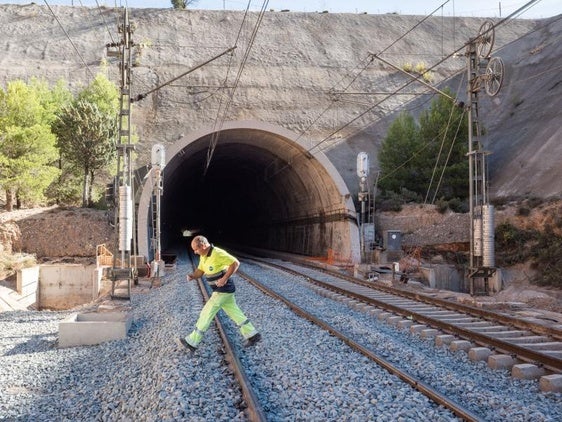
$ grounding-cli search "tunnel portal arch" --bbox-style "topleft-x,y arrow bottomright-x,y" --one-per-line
138,121 -> 360,263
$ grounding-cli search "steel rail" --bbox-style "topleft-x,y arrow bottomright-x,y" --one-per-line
331,266 -> 562,341
238,270 -> 484,422
253,258 -> 562,373
194,278 -> 267,422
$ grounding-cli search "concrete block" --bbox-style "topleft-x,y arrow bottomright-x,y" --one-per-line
368,308 -> 383,316
386,316 -> 402,326
421,329 -> 440,339
512,363 -> 546,380
469,347 -> 493,362
350,301 -> 367,311
488,354 -> 517,370
59,312 -> 132,348
377,312 -> 392,321
409,324 -> 427,334
358,303 -> 372,312
17,266 -> 39,296
450,340 -> 473,352
435,335 -> 455,347
540,374 -> 562,393
397,320 -> 414,330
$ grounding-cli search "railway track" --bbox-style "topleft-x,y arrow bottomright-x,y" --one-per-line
185,253 -> 560,420
236,270 -> 481,421
244,256 -> 562,376
189,260 -> 478,421
3,254 -> 559,421
192,277 -> 267,422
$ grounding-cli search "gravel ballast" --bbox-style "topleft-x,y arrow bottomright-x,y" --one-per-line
1,261 -> 561,421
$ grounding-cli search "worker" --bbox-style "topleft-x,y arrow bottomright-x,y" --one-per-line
177,235 -> 261,351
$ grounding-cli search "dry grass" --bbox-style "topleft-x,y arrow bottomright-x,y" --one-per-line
0,252 -> 37,281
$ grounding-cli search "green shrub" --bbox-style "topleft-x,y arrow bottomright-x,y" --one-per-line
525,196 -> 543,209
422,71 -> 433,83
436,198 -> 448,214
531,231 -> 562,287
495,222 -> 561,287
448,197 -> 468,213
414,62 -> 427,74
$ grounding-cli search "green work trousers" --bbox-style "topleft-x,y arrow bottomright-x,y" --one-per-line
187,292 -> 257,347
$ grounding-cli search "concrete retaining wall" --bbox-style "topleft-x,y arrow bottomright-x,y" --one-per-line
38,264 -> 103,310
421,265 -> 463,291
16,266 -> 39,308
420,265 -> 502,293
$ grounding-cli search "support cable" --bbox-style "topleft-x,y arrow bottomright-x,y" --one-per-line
204,0 -> 269,175
431,108 -> 467,204
93,0 -> 117,45
43,0 -> 95,78
131,47 -> 236,102
267,0 -> 542,180
424,71 -> 466,203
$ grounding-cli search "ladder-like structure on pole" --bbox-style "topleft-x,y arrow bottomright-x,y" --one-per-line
466,21 -> 504,295
106,8 -> 137,299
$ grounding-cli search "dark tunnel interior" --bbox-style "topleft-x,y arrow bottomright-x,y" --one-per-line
138,125 -> 359,262
160,141 -> 285,253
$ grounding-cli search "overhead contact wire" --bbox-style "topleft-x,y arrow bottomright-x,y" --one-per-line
43,0 -> 95,78
204,0 -> 269,175
424,71 -> 466,204
306,0 -> 542,154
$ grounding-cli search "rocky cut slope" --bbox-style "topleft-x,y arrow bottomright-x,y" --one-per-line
0,4 -> 553,199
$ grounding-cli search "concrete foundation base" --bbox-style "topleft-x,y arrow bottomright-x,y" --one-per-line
59,312 -> 132,348
450,340 -> 473,352
435,334 -> 456,347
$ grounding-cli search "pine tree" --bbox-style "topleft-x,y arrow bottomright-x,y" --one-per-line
0,79 -> 68,210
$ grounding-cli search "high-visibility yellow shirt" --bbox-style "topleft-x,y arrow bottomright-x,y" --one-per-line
197,245 -> 238,293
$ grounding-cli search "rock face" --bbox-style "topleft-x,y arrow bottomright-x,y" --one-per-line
0,207 -> 113,258
0,221 -> 21,254
1,4 -> 557,201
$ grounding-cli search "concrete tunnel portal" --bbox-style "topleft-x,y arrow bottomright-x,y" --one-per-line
138,121 -> 360,263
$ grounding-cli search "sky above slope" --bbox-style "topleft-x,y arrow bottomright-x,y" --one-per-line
3,0 -> 561,18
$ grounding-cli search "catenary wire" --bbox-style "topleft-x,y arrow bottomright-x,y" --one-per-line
431,107 -> 467,204
293,0 -> 455,146
269,0 -> 543,180
204,0 -> 270,175
43,0 -> 96,79
327,9 -> 559,153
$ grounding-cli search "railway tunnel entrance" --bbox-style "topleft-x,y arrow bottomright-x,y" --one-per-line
137,121 -> 360,263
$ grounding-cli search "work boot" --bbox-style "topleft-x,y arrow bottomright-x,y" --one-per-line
244,332 -> 261,347
176,337 -> 197,352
